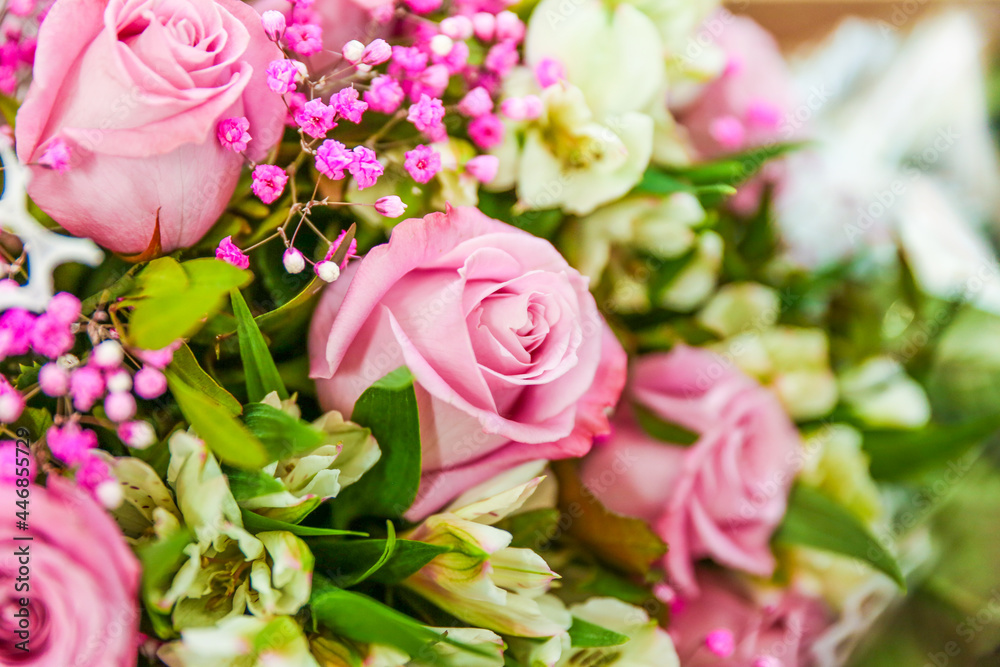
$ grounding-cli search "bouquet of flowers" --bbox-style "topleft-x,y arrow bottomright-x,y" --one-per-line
2,0 -> 999,664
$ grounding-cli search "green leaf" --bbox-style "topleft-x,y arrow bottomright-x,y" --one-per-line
137,528 -> 192,639
165,371 -> 270,470
167,344 -> 241,415
310,537 -> 449,586
323,522 -> 398,587
567,617 -> 630,649
231,289 -> 288,402
125,257 -> 250,349
242,402 -> 326,461
863,417 -> 1000,481
632,402 -> 699,446
334,367 -> 422,524
225,467 -> 286,502
310,585 -> 492,666
774,484 -> 905,588
240,508 -> 367,537
14,407 -> 52,441
667,142 -> 806,187
497,508 -> 561,550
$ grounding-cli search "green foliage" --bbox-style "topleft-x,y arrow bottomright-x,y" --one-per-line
333,367 -> 422,525
124,258 -> 250,349
775,485 -> 905,588
231,289 -> 288,402
567,617 -> 630,648
242,401 -> 326,461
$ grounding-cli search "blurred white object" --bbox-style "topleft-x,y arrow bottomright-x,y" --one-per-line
776,12 -> 1000,310
0,144 -> 103,311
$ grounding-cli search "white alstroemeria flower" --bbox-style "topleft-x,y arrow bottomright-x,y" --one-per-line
241,392 -> 380,523
103,454 -> 182,544
158,615 -> 320,667
511,597 -> 679,667
839,357 -> 931,429
159,432 -> 314,628
404,478 -> 568,638
569,192 -> 706,283
525,0 -> 665,119
516,83 -> 653,215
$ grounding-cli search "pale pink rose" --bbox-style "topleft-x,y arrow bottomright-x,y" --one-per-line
0,476 -> 141,666
678,15 -> 799,214
669,569 -> 830,667
308,206 -> 627,519
15,0 -> 286,254
580,346 -> 801,593
254,0 -> 391,73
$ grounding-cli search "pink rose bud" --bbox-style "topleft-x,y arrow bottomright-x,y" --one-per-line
342,39 -> 365,64
283,248 -> 306,274
457,86 -> 492,118
261,10 -> 286,40
105,392 -> 137,423
374,196 -> 407,218
39,363 -> 70,396
361,38 -> 391,65
92,340 -> 124,369
118,420 -> 157,449
133,366 -> 167,400
464,155 -> 499,184
472,12 -> 495,41
495,11 -> 525,42
440,15 -> 473,40
315,260 -> 341,283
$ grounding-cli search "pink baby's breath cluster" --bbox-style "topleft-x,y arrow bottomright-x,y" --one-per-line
0,292 -> 173,507
216,0 -> 521,281
0,0 -> 50,96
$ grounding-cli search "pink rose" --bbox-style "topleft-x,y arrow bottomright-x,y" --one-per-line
669,569 -> 830,667
677,15 -> 799,214
0,476 -> 141,666
581,346 -> 801,593
309,207 -> 626,519
15,0 -> 286,254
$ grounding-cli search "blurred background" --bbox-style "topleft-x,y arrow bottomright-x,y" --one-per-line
735,1 -> 1000,664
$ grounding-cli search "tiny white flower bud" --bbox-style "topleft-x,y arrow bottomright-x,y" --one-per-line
93,340 -> 124,368
342,39 -> 365,64
315,261 -> 341,283
429,34 -> 454,57
282,248 -> 306,274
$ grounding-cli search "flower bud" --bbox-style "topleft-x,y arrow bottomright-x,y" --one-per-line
260,10 -> 286,41
361,38 -> 392,65
315,260 -> 341,283
374,195 -> 407,218
282,248 -> 306,274
341,39 -> 364,64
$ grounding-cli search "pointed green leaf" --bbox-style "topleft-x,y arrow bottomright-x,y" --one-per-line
334,367 -> 421,524
231,288 -> 288,402
310,537 -> 449,586
242,401 -> 325,461
774,484 -> 905,588
240,508 -> 367,537
165,371 -> 270,469
168,344 -> 241,415
568,617 -> 630,648
225,467 -> 286,502
863,416 -> 1000,481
